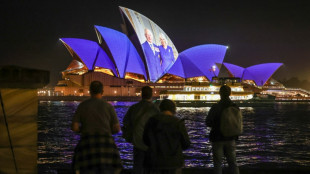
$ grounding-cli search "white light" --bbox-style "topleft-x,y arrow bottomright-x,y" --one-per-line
212,65 -> 216,72
209,86 -> 216,91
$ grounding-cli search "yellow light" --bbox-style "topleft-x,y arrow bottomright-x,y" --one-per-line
209,86 -> 216,91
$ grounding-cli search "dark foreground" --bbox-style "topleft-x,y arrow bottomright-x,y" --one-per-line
57,167 -> 310,174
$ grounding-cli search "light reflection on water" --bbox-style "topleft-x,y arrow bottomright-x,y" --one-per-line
38,101 -> 310,172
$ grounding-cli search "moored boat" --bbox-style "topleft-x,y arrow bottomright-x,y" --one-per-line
159,77 -> 275,107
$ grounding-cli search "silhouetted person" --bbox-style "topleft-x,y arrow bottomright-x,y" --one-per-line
206,85 -> 240,174
122,86 -> 159,174
143,99 -> 191,174
72,81 -> 122,174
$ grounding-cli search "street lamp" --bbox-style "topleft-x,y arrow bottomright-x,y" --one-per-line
210,65 -> 217,78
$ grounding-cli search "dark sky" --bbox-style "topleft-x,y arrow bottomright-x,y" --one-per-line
1,0 -> 310,86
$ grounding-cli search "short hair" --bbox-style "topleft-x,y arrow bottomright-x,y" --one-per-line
89,81 -> 103,95
219,85 -> 231,98
144,28 -> 152,36
159,99 -> 176,114
141,86 -> 152,99
159,33 -> 166,41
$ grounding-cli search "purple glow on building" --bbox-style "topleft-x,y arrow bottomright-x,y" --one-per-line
223,62 -> 283,86
60,38 -> 117,75
95,26 -> 147,79
60,7 -> 283,84
243,63 -> 283,86
223,62 -> 245,78
168,44 -> 227,80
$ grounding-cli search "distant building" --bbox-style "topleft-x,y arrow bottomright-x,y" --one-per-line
54,7 -> 286,97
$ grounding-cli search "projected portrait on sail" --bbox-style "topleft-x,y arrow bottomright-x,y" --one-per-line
120,7 -> 178,82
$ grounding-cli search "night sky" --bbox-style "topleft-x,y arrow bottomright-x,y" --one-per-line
1,0 -> 310,86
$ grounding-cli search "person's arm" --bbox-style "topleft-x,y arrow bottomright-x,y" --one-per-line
109,104 -> 120,134
205,104 -> 217,127
179,120 -> 191,150
122,106 -> 133,133
112,123 -> 121,134
71,121 -> 80,133
71,104 -> 81,133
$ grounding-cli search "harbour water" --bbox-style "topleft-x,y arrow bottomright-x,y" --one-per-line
37,101 -> 310,173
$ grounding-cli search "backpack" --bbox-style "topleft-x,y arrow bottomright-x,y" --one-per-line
220,106 -> 243,137
122,102 -> 155,143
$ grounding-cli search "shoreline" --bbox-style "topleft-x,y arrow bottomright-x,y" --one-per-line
38,96 -> 146,102
54,166 -> 310,174
38,96 -> 310,107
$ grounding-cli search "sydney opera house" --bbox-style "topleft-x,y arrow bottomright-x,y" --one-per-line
55,7 -> 285,97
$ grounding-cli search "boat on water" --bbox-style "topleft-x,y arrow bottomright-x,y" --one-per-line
159,77 -> 276,107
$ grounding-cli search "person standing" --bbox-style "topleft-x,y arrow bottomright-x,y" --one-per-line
122,86 -> 160,174
143,99 -> 190,174
158,33 -> 175,73
71,81 -> 122,174
206,85 -> 240,174
141,28 -> 162,82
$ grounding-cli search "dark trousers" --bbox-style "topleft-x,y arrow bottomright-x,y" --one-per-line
212,140 -> 239,174
133,147 -> 146,174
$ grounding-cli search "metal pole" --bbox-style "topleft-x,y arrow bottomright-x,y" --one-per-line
0,90 -> 18,173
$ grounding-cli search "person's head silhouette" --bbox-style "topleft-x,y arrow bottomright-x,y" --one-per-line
219,85 -> 231,99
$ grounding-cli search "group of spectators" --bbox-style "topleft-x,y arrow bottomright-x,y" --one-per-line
71,81 -> 240,174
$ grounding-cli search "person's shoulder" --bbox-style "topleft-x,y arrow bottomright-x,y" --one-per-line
78,98 -> 92,106
142,41 -> 148,46
150,102 -> 160,112
229,101 -> 239,109
128,100 -> 145,110
130,101 -> 140,107
210,103 -> 219,109
209,103 -> 222,114
171,116 -> 184,126
169,115 -> 181,121
156,114 -> 178,122
148,114 -> 160,123
97,99 -> 114,108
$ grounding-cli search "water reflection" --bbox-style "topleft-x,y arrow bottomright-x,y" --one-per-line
38,101 -> 310,172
